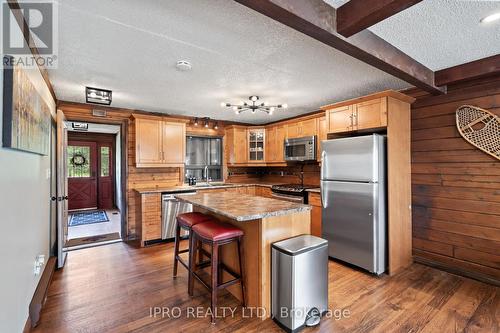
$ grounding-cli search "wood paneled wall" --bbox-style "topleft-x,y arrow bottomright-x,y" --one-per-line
408,77 -> 500,284
59,102 -> 232,238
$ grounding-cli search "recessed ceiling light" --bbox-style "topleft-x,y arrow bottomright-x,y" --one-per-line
480,12 -> 500,23
176,60 -> 192,71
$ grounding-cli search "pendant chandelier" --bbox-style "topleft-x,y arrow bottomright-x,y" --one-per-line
221,96 -> 287,115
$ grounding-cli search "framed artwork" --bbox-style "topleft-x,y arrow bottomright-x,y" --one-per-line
2,56 -> 51,155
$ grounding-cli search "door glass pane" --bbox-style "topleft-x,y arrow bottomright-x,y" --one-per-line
100,146 -> 110,177
67,146 -> 90,178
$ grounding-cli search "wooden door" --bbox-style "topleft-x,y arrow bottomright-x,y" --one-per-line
67,141 -> 98,210
97,142 -> 114,209
355,98 -> 385,130
136,118 -> 163,166
276,125 -> 287,162
56,110 -> 69,268
309,192 -> 322,237
163,121 -> 186,166
300,118 -> 318,137
265,126 -> 277,162
327,105 -> 353,133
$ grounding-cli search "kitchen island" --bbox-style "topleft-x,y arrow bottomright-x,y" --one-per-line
175,191 -> 312,317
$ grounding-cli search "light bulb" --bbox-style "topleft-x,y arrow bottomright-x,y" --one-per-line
270,107 -> 276,112
232,106 -> 238,111
220,102 -> 227,107
282,104 -> 288,109
481,12 -> 500,23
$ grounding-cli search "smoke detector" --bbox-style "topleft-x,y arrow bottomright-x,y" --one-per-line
176,60 -> 192,71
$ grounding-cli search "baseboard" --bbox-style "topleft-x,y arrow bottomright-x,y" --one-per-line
26,256 -> 57,330
414,256 -> 500,287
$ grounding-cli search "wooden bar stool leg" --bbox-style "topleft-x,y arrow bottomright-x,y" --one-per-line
211,242 -> 219,324
188,232 -> 197,296
237,237 -> 245,307
173,223 -> 181,277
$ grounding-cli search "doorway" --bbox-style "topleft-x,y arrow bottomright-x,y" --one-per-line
67,134 -> 115,210
65,125 -> 123,248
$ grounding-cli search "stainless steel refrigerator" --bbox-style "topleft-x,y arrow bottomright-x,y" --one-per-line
320,134 -> 386,275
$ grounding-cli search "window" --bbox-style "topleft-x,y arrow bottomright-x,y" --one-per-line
100,146 -> 110,177
185,136 -> 222,182
67,145 -> 91,178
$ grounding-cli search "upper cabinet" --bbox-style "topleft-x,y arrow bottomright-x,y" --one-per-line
226,125 -> 248,165
265,124 -> 287,163
248,128 -> 265,163
323,91 -> 411,135
133,115 -> 186,168
317,116 -> 327,161
287,118 -> 318,138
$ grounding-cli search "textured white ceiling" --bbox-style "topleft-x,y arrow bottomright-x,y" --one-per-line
325,0 -> 500,70
49,0 -> 409,124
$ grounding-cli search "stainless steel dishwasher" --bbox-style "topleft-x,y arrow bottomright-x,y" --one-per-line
161,190 -> 197,240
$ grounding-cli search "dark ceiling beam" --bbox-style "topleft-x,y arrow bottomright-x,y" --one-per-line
233,0 -> 445,95
435,54 -> 500,86
336,0 -> 423,37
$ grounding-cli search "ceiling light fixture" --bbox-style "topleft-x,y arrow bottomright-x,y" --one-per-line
221,96 -> 287,115
480,12 -> 500,23
204,118 -> 209,128
214,122 -> 219,130
193,117 -> 199,126
86,87 -> 112,105
176,60 -> 192,71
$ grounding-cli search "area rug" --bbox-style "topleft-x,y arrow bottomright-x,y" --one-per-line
69,210 -> 109,227
65,232 -> 121,248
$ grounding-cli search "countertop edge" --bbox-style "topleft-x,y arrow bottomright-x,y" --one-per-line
175,194 -> 312,222
134,183 -> 277,194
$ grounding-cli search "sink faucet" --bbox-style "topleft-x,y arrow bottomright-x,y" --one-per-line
204,165 -> 210,185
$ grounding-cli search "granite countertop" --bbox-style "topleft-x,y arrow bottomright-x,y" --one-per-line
134,182 -> 279,194
306,188 -> 321,193
175,192 -> 311,222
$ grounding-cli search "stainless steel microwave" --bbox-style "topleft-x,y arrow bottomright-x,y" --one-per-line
284,136 -> 316,161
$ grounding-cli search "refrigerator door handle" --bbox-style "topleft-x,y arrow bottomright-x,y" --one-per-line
320,184 -> 327,208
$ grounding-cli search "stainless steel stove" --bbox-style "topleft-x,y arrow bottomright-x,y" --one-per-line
271,184 -> 314,204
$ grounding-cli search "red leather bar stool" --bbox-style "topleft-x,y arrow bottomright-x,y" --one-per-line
189,220 -> 245,324
173,212 -> 214,278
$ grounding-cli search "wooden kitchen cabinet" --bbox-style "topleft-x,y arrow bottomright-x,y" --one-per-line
355,98 -> 387,130
266,125 -> 287,163
308,192 -> 322,237
248,128 -> 266,163
138,192 -> 162,246
265,126 -> 277,162
134,115 -> 186,167
324,95 -> 389,134
326,105 -> 354,133
287,119 -> 318,138
226,125 -> 248,165
317,116 -> 327,161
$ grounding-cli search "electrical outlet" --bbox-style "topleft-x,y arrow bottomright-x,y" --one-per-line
34,255 -> 45,276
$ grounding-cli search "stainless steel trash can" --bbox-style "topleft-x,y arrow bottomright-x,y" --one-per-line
272,235 -> 328,333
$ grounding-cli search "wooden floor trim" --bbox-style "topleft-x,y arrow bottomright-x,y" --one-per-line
28,256 -> 57,329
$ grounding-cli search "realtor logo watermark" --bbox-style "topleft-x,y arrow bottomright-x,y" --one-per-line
2,0 -> 58,68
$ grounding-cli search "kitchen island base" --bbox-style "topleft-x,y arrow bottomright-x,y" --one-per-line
193,207 -> 311,318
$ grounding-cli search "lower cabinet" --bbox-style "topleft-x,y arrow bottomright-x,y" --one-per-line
138,192 -> 162,246
308,192 -> 322,237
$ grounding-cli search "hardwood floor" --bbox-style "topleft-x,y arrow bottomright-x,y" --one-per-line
34,241 -> 499,333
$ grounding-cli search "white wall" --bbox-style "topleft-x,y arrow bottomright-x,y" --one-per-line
0,63 -> 56,331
